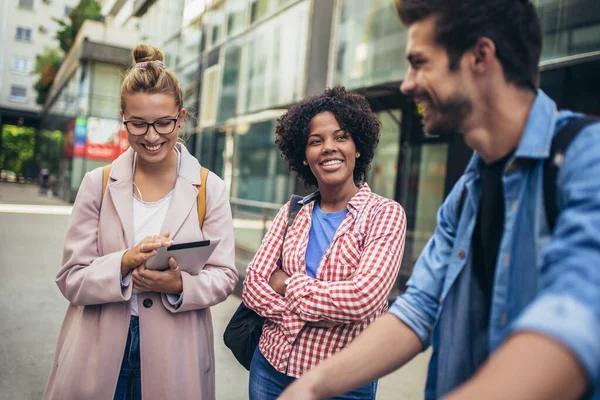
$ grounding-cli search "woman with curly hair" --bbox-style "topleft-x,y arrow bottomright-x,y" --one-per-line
242,86 -> 407,399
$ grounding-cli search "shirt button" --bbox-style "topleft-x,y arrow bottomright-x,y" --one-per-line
504,254 -> 510,266
512,201 -> 518,212
438,298 -> 443,305
501,312 -> 507,326
143,298 -> 153,308
457,250 -> 465,259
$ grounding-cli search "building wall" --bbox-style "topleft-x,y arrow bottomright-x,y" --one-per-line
102,0 -> 600,289
0,0 -> 78,112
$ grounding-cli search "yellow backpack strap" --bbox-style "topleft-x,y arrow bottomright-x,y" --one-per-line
101,165 -> 111,202
197,167 -> 209,229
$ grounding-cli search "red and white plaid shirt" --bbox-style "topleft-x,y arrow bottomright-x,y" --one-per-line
242,183 -> 406,377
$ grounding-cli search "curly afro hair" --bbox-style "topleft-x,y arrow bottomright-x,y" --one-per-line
275,86 -> 381,187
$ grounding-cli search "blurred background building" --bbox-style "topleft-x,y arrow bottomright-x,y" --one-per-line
2,0 -> 599,293
0,0 -> 79,181
0,0 -> 77,119
40,19 -> 138,201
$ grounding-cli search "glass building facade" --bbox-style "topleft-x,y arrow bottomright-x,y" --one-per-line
130,0 -> 599,291
328,0 -> 600,288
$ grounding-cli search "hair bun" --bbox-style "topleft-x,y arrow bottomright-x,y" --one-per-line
132,44 -> 164,64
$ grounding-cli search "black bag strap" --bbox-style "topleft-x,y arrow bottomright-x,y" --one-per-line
544,117 -> 599,231
276,194 -> 304,268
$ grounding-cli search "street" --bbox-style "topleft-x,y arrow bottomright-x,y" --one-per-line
0,182 -> 429,400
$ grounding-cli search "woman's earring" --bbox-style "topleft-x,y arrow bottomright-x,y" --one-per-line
356,153 -> 360,158
303,160 -> 308,166
178,125 -> 181,128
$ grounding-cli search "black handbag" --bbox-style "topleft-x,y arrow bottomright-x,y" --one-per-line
223,194 -> 304,370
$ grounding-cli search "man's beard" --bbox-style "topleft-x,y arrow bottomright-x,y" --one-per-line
422,92 -> 473,136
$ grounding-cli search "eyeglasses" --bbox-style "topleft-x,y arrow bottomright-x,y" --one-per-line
123,112 -> 180,136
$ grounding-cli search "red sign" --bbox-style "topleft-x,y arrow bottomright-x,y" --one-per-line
85,117 -> 129,161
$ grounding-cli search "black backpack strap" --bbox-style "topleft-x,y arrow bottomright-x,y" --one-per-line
544,117 -> 600,231
276,194 -> 305,268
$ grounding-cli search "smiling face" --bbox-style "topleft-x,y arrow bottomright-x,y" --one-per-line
400,16 -> 473,135
122,92 -> 186,165
305,111 -> 358,191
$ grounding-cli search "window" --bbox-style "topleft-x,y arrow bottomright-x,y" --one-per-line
64,6 -> 72,17
10,86 -> 28,102
240,1 -> 309,113
19,0 -> 34,9
250,0 -> 270,24
366,110 -> 402,200
16,27 -> 32,42
225,0 -> 246,37
332,0 -> 407,90
12,57 -> 30,73
200,65 -> 219,127
233,120 -> 291,204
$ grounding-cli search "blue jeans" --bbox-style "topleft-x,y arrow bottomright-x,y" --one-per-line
114,316 -> 141,400
249,347 -> 377,400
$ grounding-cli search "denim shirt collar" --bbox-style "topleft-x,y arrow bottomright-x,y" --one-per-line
463,90 -> 558,176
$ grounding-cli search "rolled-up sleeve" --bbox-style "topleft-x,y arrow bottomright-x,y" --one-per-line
510,124 -> 600,384
511,295 -> 600,382
389,288 -> 440,347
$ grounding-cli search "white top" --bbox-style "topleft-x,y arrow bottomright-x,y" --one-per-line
127,191 -> 174,315
121,148 -> 182,315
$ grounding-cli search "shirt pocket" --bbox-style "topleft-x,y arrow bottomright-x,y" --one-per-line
324,231 -> 365,281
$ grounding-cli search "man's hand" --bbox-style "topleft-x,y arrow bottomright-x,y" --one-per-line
132,257 -> 183,294
269,269 -> 290,295
279,315 -> 422,399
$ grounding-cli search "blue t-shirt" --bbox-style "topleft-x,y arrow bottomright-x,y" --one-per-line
305,202 -> 348,278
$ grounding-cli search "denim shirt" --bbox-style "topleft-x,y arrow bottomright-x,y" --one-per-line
389,90 -> 600,399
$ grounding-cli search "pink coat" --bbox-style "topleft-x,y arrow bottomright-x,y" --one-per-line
44,144 -> 238,400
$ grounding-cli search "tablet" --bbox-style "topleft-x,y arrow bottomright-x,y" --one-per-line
145,239 -> 221,276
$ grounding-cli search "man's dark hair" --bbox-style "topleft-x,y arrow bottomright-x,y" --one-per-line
275,86 -> 381,187
396,0 -> 542,91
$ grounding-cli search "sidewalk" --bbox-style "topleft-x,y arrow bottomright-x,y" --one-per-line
0,181 -> 430,399
0,182 -> 70,206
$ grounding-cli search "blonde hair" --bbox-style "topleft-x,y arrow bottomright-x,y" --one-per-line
120,44 -> 184,114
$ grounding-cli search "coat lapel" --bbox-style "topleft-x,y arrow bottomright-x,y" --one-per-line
108,177 -> 135,247
105,148 -> 135,247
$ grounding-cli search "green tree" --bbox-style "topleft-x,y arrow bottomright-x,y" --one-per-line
33,48 -> 63,105
54,0 -> 104,53
1,125 -> 36,175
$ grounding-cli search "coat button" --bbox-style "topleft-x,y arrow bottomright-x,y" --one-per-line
457,250 -> 465,259
143,298 -> 153,308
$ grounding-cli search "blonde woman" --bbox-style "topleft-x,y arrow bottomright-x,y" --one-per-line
44,45 -> 238,400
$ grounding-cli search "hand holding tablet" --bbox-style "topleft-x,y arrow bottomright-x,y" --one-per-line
145,239 -> 221,276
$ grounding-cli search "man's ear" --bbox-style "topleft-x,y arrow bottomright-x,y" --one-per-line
471,37 -> 496,74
